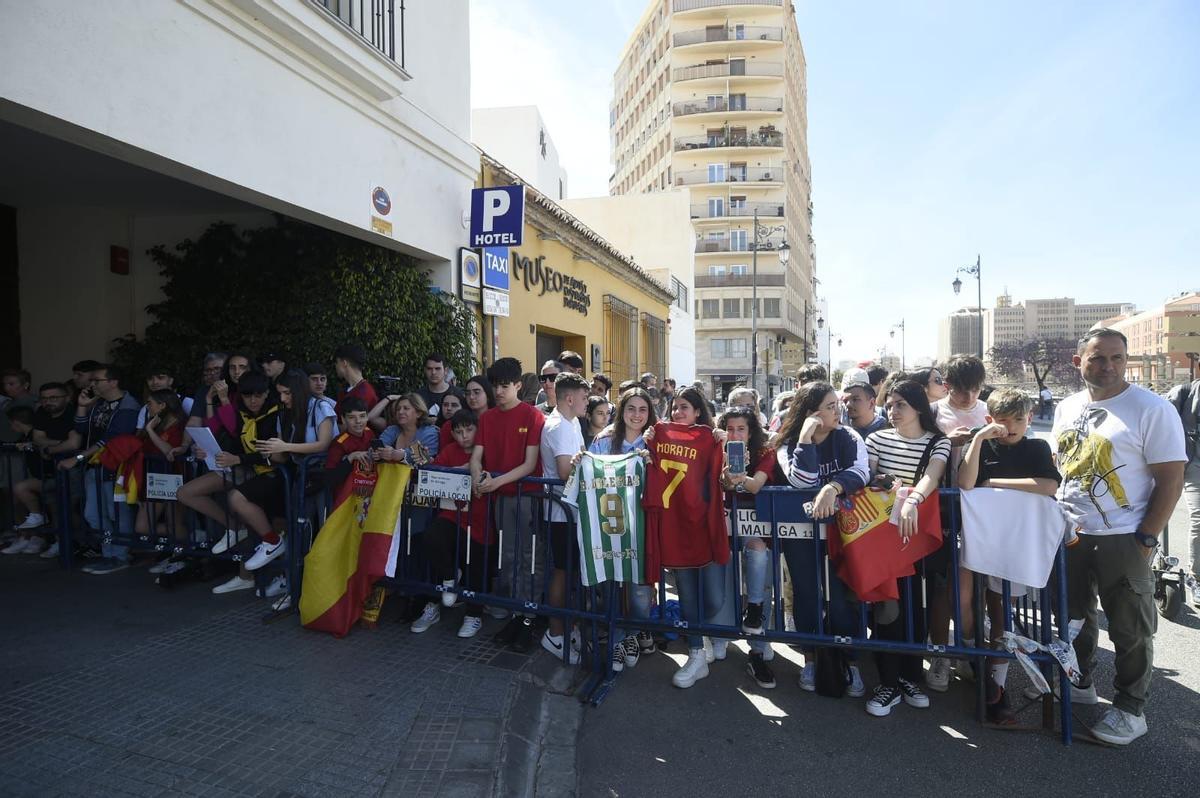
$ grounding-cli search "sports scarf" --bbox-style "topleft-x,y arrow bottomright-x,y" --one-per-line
239,406 -> 279,475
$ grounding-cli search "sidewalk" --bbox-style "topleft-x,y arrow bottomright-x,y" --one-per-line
0,556 -> 584,798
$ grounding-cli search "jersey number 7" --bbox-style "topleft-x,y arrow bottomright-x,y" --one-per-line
658,459 -> 688,509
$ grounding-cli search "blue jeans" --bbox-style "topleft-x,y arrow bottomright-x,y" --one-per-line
782,537 -> 859,642
616,582 -> 654,640
83,467 -> 132,562
741,545 -> 773,655
673,562 -> 735,650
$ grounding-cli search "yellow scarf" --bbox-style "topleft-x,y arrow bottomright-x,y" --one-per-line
240,405 -> 279,475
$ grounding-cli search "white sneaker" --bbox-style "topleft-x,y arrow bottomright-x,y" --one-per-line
798,662 -> 815,692
847,665 -> 865,698
263,574 -> 288,598
541,630 -> 581,665
15,513 -> 46,530
211,575 -> 255,594
410,602 -> 440,633
926,657 -> 952,692
39,541 -> 59,559
148,558 -> 174,574
620,635 -> 641,669
244,538 -> 286,571
2,538 -> 27,555
1090,706 -> 1148,746
898,677 -> 930,708
209,528 -> 248,554
270,592 -> 292,612
611,644 -> 625,673
672,649 -> 710,688
440,576 -> 458,608
21,537 -> 46,555
457,616 -> 483,638
703,637 -> 714,664
711,639 -> 729,661
1023,681 -> 1099,705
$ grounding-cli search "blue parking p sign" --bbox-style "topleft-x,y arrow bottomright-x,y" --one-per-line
482,247 -> 510,290
470,186 -> 524,247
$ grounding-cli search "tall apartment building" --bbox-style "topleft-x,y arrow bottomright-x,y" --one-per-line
937,308 -> 983,363
983,293 -> 1135,354
609,0 -> 814,402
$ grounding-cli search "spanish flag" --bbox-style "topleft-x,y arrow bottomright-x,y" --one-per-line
300,463 -> 412,637
94,434 -> 147,505
826,488 -> 942,602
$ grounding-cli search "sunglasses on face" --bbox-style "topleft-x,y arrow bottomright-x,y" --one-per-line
539,374 -> 558,382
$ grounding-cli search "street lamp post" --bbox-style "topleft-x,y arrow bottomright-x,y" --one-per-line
750,208 -> 789,396
889,319 -> 906,371
951,255 -> 984,359
816,315 -> 840,378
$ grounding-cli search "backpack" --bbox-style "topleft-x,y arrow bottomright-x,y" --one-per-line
1167,379 -> 1199,461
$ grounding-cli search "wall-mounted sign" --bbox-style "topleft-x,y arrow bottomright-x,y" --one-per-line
370,185 -> 393,237
482,247 -> 510,291
482,287 -> 510,317
459,248 -> 481,304
510,252 -> 591,316
470,185 -> 524,247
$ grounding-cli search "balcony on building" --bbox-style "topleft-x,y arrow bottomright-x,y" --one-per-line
672,25 -> 783,49
695,271 -> 785,288
690,200 -> 784,221
672,0 -> 784,15
672,61 -> 784,83
672,96 -> 783,119
674,128 -> 783,152
310,0 -> 406,70
674,165 -> 782,187
694,233 -> 786,254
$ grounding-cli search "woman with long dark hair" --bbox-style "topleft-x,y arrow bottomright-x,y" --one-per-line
863,379 -> 950,717
774,381 -> 870,697
137,389 -> 189,562
717,405 -> 779,688
586,387 -> 657,672
580,395 -> 612,448
910,366 -> 949,405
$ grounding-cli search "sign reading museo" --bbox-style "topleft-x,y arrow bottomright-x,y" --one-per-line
470,186 -> 524,247
511,252 -> 591,316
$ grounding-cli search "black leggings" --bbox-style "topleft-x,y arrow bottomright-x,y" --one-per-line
422,516 -> 498,618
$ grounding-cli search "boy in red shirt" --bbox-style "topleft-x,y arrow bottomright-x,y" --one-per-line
333,344 -> 382,432
418,410 -> 494,638
469,357 -> 545,651
324,398 -> 375,500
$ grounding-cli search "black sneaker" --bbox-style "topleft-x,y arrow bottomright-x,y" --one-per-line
636,630 -> 657,654
745,653 -> 776,689
866,685 -> 902,717
509,616 -> 536,653
897,677 -> 930,708
493,615 -> 525,646
742,602 -> 765,635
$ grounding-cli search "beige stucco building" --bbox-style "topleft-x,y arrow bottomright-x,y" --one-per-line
1098,292 -> 1200,388
609,0 -> 814,402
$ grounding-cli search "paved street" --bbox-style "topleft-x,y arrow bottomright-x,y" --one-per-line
578,420 -> 1200,797
0,558 -> 581,798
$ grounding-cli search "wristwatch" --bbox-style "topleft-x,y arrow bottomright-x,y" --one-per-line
1133,532 -> 1158,549
75,453 -> 85,463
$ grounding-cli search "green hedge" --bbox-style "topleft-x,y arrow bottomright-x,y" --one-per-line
112,216 -> 476,394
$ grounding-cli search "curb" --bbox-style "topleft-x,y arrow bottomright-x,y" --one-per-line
496,656 -> 586,797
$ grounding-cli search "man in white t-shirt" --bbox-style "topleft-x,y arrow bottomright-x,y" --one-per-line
538,372 -> 589,664
1052,328 -> 1186,745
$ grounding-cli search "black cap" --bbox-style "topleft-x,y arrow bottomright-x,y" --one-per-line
259,351 -> 285,364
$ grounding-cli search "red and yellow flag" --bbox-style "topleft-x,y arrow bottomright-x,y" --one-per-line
94,434 -> 147,505
300,463 -> 412,638
826,488 -> 943,602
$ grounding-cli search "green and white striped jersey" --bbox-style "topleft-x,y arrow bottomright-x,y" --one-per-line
561,452 -> 647,586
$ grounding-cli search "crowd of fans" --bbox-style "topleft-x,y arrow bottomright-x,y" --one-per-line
0,327 -> 1193,747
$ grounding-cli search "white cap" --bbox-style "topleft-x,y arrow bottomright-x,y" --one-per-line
841,367 -> 870,392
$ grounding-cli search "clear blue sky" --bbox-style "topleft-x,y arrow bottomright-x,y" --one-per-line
471,1 -> 1199,363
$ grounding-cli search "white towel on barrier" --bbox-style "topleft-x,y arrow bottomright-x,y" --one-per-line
960,488 -> 1069,589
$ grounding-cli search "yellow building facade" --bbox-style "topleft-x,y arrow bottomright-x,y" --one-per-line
473,155 -> 676,393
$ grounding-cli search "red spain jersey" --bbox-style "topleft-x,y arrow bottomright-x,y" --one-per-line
644,422 -> 729,576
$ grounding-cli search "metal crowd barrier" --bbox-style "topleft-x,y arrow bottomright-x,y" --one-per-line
18,451 -> 1074,744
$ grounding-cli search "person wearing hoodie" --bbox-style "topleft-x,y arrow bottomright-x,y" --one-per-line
773,380 -> 870,697
57,364 -> 142,574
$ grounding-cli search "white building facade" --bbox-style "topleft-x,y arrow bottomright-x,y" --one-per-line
472,106 -> 569,201
0,0 -> 477,379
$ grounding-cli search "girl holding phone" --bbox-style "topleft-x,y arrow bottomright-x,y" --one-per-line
717,406 -> 778,689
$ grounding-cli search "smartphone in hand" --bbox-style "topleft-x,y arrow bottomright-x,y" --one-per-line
726,440 -> 746,477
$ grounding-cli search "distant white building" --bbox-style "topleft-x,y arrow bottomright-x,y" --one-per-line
562,192 -> 696,386
472,106 -> 569,200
